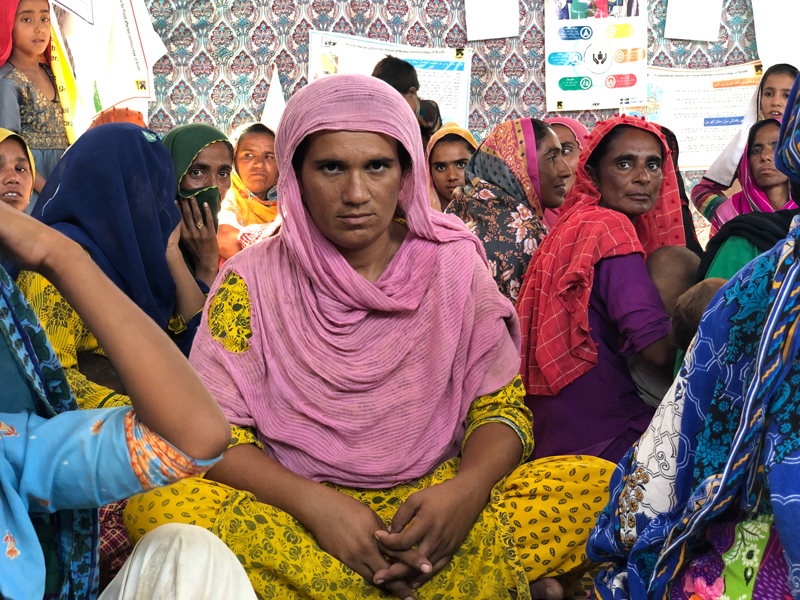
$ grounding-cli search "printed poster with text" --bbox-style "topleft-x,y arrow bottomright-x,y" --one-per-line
545,1 -> 647,112
308,31 -> 472,129
626,62 -> 762,169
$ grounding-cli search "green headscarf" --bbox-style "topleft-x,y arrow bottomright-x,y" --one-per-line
161,123 -> 232,274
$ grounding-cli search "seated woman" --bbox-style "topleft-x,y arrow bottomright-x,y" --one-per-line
19,123 -> 213,405
516,116 -> 685,464
692,63 -> 799,232
0,127 -> 33,211
588,219 -> 800,598
697,120 -> 796,233
542,117 -> 589,228
0,200 -> 252,599
16,123 -> 219,576
162,122 -> 233,287
217,123 -> 279,260
124,74 -> 615,600
446,118 -> 572,302
426,121 -> 478,211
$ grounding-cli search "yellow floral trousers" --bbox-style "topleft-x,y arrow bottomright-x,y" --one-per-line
125,455 -> 613,600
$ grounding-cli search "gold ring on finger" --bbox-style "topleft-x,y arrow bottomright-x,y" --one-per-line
196,221 -> 205,230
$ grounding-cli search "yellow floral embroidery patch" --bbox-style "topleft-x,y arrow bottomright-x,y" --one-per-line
208,272 -> 252,353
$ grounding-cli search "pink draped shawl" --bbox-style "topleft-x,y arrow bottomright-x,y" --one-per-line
190,74 -> 521,488
730,142 -> 797,215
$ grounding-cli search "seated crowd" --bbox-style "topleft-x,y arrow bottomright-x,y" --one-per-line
3,3 -> 800,598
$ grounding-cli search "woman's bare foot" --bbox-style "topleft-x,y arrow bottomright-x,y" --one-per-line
530,577 -> 565,600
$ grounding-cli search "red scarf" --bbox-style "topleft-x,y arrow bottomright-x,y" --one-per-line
516,115 -> 685,396
0,0 -> 52,66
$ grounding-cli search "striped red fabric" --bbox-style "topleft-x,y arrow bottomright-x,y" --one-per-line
516,115 -> 685,396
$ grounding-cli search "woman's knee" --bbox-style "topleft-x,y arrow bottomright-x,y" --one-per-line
124,477 -> 229,543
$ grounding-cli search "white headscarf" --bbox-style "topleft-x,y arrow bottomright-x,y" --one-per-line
704,86 -> 760,187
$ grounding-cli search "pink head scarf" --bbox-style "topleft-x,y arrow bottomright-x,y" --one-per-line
731,142 -> 797,216
542,117 -> 590,229
190,74 -> 521,488
544,117 -> 590,149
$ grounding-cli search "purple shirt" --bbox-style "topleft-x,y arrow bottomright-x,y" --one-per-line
527,253 -> 670,464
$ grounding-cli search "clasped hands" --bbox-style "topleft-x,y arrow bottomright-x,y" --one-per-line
309,476 -> 488,600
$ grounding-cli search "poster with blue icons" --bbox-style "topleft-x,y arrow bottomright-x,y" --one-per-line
545,0 -> 647,112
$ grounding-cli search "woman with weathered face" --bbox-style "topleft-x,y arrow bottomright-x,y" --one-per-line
590,86 -> 800,599
0,128 -> 34,211
517,115 -> 686,466
698,119 -> 796,234
218,123 -> 281,260
123,74 -> 614,600
161,123 -> 234,287
542,117 -> 590,229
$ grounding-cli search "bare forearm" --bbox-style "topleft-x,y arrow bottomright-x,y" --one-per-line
456,423 -> 522,504
217,225 -> 242,260
41,242 -> 229,459
34,170 -> 46,193
207,444 -> 335,526
641,335 -> 675,369
193,262 -> 219,288
166,250 -> 207,320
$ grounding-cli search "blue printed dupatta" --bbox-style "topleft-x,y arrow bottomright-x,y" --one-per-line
587,218 -> 800,600
0,264 -> 100,600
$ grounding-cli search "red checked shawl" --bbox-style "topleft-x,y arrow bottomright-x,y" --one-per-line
516,115 -> 685,396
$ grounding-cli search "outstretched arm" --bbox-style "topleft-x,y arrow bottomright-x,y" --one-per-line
0,203 -> 229,460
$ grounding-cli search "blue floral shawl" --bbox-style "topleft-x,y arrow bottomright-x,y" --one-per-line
588,218 -> 800,600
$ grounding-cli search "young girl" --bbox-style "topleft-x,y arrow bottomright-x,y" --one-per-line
0,0 -> 72,214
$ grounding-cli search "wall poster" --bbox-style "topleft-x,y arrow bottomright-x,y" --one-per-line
545,0 -> 647,112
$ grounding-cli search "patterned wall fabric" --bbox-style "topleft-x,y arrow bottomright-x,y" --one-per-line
144,0 -> 759,141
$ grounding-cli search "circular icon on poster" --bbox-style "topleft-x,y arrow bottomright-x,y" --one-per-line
569,52 -> 582,65
607,25 -> 617,38
580,27 -> 592,39
605,75 -> 616,88
585,42 -> 613,74
614,49 -> 625,63
580,77 -> 592,90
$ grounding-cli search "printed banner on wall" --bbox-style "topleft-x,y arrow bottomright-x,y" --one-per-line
61,0 -> 166,131
544,0 -> 647,112
308,31 -> 472,129
53,0 -> 93,24
626,61 -> 762,169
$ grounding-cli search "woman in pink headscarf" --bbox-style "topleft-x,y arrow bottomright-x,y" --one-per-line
702,119 -> 796,234
123,74 -> 613,600
542,116 -> 589,228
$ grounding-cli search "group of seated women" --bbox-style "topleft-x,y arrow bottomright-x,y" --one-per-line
3,58 -> 800,600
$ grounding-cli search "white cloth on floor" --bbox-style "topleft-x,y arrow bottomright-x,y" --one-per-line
99,523 -> 255,600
